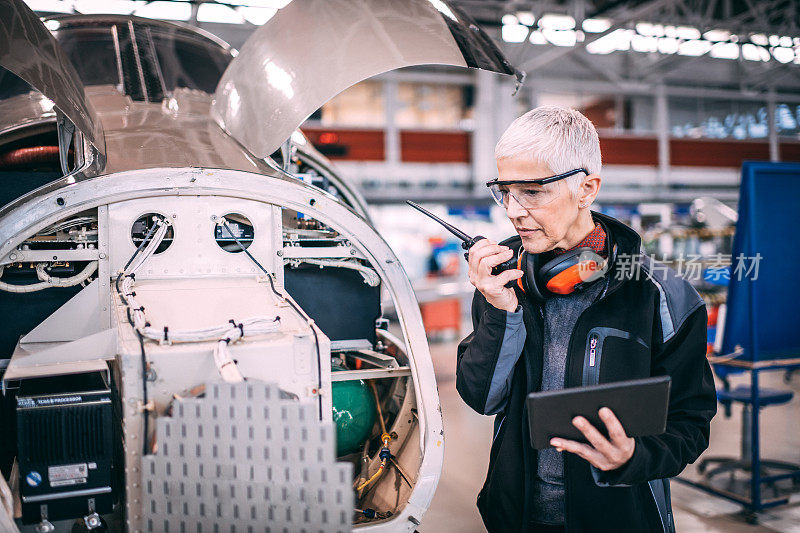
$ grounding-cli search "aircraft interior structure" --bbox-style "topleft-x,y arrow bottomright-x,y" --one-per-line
0,1 -> 521,531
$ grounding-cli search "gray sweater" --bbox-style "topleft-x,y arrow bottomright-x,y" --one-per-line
531,280 -> 605,525
481,279 -> 606,525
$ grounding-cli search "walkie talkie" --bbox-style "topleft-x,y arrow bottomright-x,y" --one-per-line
406,201 -> 518,277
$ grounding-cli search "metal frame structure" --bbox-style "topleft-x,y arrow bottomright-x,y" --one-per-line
0,166 -> 445,531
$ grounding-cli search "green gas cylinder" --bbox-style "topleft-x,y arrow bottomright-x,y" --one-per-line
331,368 -> 377,457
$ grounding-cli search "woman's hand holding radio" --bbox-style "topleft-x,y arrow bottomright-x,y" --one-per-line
467,239 -> 524,313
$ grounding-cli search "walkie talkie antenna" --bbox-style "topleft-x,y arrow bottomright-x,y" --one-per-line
405,201 -> 473,243
406,200 -> 517,284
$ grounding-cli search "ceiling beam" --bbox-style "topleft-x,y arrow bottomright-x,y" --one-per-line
571,49 -> 627,86
748,60 -> 800,90
518,0 -> 674,72
639,53 -> 690,83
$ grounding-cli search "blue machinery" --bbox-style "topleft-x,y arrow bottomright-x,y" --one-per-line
675,162 -> 800,520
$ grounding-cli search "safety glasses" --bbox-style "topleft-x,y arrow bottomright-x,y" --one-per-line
485,168 -> 588,210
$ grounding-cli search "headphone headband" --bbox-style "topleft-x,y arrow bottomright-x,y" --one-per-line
515,217 -> 613,302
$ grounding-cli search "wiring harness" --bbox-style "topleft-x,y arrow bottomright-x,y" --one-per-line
0,261 -> 98,293
284,258 -> 380,287
115,216 -> 281,385
218,220 -> 326,420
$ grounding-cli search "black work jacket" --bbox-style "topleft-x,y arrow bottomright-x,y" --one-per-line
456,212 -> 717,533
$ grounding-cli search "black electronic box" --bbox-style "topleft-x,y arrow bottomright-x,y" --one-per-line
15,371 -> 114,524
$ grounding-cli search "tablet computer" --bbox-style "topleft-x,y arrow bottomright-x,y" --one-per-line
526,376 -> 671,450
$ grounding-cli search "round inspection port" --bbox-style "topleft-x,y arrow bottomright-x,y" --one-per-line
130,213 -> 174,254
215,213 -> 254,253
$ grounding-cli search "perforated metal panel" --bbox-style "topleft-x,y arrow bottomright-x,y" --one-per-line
142,382 -> 353,532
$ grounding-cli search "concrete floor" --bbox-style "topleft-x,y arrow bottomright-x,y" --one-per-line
418,337 -> 800,533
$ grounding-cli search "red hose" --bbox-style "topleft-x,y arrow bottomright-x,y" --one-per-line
0,146 -> 61,168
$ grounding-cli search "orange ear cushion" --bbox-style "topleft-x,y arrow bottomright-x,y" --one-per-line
545,260 -> 599,295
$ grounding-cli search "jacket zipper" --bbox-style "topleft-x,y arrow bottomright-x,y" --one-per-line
558,282 -> 610,531
522,220 -> 664,532
584,332 -> 602,386
589,334 -> 598,368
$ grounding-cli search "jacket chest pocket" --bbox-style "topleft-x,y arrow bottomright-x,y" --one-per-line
581,327 -> 650,386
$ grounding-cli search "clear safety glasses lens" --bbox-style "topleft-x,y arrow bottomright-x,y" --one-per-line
488,179 -> 565,210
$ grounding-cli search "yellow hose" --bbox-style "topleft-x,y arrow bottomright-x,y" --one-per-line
356,460 -> 386,492
369,380 -> 386,435
357,383 -> 395,494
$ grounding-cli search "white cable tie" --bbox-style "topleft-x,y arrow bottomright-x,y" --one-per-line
137,400 -> 155,413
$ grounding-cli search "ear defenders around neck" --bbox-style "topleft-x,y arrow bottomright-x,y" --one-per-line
515,247 -> 608,302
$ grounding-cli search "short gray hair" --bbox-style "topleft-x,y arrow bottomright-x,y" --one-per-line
494,106 -> 602,195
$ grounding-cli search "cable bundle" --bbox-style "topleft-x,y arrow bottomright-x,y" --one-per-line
0,261 -> 97,293
285,257 -> 380,286
116,217 -> 281,383
212,318 -> 278,383
217,220 -> 325,420
38,216 -> 97,235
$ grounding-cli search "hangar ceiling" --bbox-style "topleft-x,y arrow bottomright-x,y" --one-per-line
22,0 -> 800,95
15,0 -> 800,203
451,0 -> 800,95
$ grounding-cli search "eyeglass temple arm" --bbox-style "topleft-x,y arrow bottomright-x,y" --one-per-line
486,168 -> 588,187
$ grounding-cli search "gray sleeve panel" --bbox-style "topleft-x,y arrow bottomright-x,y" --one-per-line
640,254 -> 705,344
483,306 -> 526,415
590,463 -> 673,532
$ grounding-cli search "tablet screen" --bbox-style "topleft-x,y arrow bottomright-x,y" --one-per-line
526,376 -> 671,450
